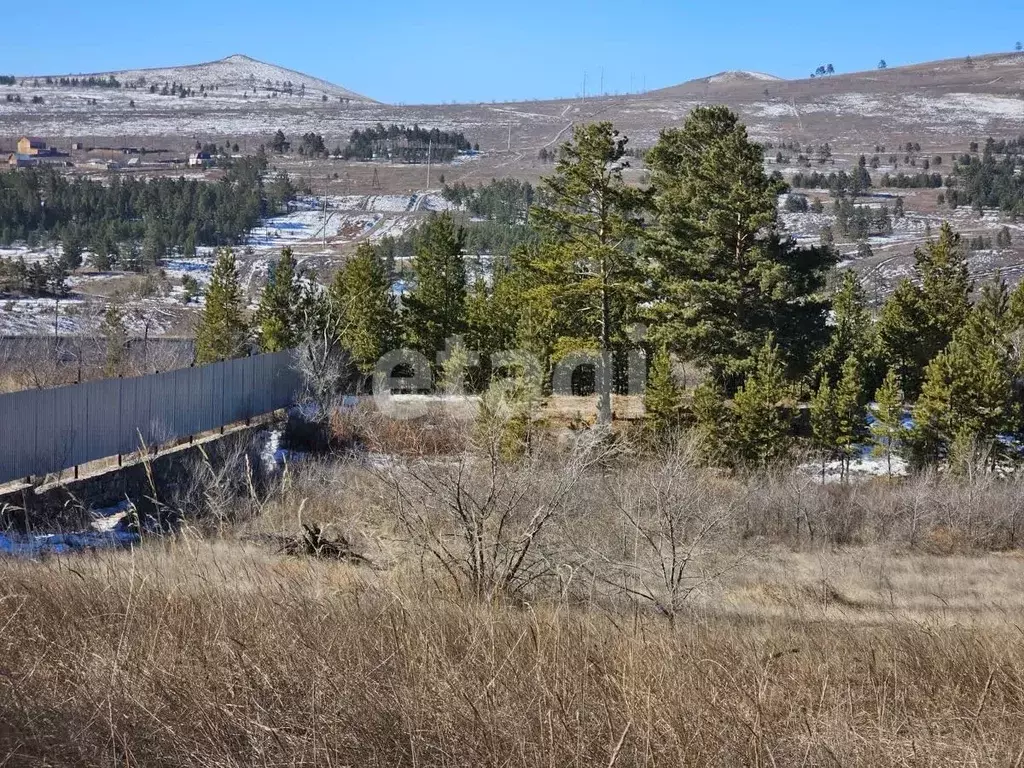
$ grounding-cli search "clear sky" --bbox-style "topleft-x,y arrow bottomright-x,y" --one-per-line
3,0 -> 1023,104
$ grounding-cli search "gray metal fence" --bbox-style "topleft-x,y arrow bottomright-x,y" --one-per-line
0,350 -> 301,485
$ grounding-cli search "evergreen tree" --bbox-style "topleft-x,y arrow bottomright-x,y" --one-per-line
643,345 -> 683,437
643,106 -> 834,391
692,379 -> 732,467
833,355 -> 868,475
330,243 -> 400,376
403,213 -> 467,366
909,282 -> 1016,470
875,278 -> 930,398
101,302 -> 129,377
918,222 -> 972,353
59,229 -> 84,272
875,225 -> 971,398
870,369 -> 904,477
195,248 -> 248,364
465,262 -> 523,390
810,375 -> 840,482
524,122 -> 645,423
255,247 -> 304,352
810,355 -> 866,481
816,270 -> 874,388
729,336 -> 794,469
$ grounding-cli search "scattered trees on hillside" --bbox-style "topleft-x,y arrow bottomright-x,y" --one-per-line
342,124 -> 472,163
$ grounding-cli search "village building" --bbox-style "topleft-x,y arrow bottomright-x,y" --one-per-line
188,151 -> 213,167
17,136 -> 61,157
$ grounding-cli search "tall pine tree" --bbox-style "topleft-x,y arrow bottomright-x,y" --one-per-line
524,122 -> 645,423
644,105 -> 834,391
909,280 -> 1015,470
255,247 -> 304,352
876,223 -> 971,398
195,248 -> 248,364
403,213 -> 467,366
330,243 -> 401,376
816,270 -> 874,389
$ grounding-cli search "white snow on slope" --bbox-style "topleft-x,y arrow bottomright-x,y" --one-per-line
707,70 -> 783,83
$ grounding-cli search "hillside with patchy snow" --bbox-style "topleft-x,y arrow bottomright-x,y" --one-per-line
21,55 -> 375,104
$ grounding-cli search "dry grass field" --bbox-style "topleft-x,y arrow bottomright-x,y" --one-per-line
4,422 -> 1024,766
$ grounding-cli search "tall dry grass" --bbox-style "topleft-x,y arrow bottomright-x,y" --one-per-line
1,543 -> 1024,766
7,416 -> 1024,765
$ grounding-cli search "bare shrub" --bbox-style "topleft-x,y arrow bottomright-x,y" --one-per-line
373,417 -> 615,601
583,440 -> 742,623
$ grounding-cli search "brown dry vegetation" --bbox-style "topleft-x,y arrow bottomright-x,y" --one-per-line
5,419 -> 1024,765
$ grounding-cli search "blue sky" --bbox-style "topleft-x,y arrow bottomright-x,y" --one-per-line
3,0 -> 1023,104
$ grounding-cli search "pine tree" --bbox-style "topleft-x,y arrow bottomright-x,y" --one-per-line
909,284 -> 1016,470
833,355 -> 868,477
644,345 -> 682,438
255,247 -> 304,352
101,302 -> 129,377
644,105 -> 834,391
330,243 -> 400,376
918,222 -> 972,353
730,336 -> 794,469
465,262 -> 523,390
816,270 -> 874,389
810,375 -> 840,482
403,213 -> 467,367
692,379 -> 732,467
875,278 -> 930,398
876,223 -> 972,399
524,122 -> 645,423
195,248 -> 248,364
810,356 -> 866,481
870,369 -> 904,477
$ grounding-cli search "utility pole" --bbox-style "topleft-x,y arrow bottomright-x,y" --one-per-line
53,297 -> 59,364
426,137 -> 432,188
583,71 -> 587,100
507,122 -> 512,152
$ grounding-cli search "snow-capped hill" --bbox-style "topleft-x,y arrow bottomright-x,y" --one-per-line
25,54 -> 377,104
706,70 -> 784,84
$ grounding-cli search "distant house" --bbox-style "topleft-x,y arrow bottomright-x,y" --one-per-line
85,157 -> 119,170
188,151 -> 213,167
17,136 -> 47,155
16,136 -> 62,156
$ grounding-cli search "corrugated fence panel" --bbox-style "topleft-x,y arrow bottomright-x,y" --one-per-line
118,374 -> 148,454
0,389 -> 39,481
0,351 -> 299,486
54,383 -> 90,470
85,378 -> 123,463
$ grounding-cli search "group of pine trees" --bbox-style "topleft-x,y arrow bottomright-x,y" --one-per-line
0,155 -> 293,289
677,221 -> 1024,475
193,105 -> 1024,476
342,124 -> 474,162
